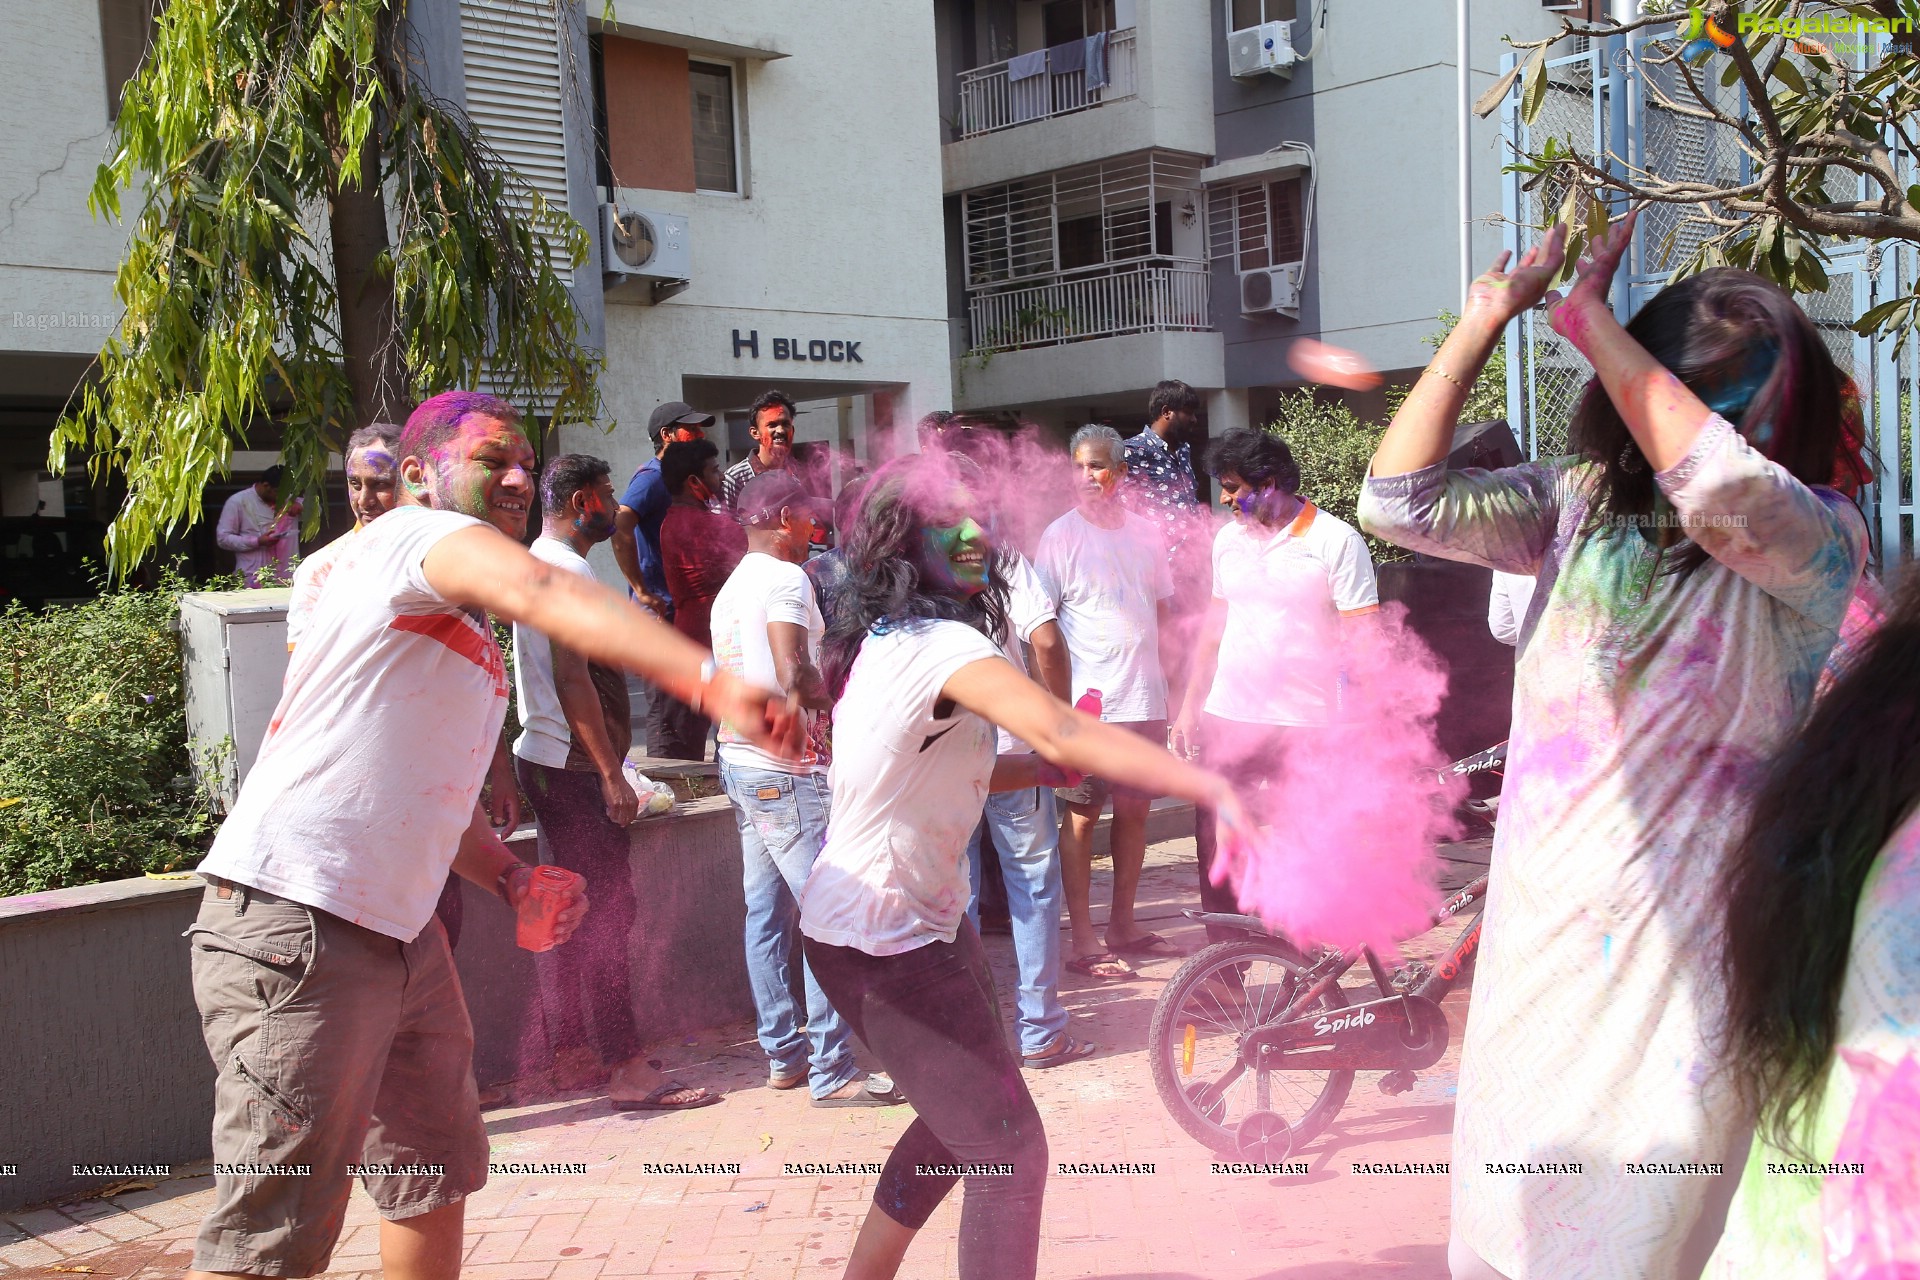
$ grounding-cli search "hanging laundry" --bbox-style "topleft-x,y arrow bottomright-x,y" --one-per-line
1006,49 -> 1048,80
1085,31 -> 1110,90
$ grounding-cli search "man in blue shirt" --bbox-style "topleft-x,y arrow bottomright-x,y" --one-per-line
613,401 -> 715,616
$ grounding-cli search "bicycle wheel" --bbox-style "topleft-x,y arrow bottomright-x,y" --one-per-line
1148,938 -> 1354,1158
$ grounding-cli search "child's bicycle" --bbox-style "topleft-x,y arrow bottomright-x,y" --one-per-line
1145,740 -> 1506,1161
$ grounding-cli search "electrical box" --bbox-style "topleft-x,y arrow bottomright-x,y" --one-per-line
180,590 -> 291,813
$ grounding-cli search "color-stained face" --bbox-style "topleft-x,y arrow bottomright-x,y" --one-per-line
660,422 -> 705,448
346,445 -> 398,529
750,406 -> 794,466
922,486 -> 991,595
1217,470 -> 1275,522
687,457 -> 724,507
1073,443 -> 1123,504
573,476 -> 617,541
416,414 -> 536,538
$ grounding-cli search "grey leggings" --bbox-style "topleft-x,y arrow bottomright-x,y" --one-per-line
804,922 -> 1048,1280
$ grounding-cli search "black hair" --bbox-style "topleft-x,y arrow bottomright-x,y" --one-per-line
539,452 -> 610,512
831,473 -> 869,538
661,439 -> 720,495
259,465 -> 285,487
1568,268 -> 1848,580
400,390 -> 521,463
750,389 -> 797,427
915,410 -> 956,448
1718,571 -> 1920,1159
1207,428 -> 1300,496
820,452 -> 1011,698
1148,379 -> 1200,423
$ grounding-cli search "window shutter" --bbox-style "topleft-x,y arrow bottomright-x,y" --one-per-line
460,0 -> 573,283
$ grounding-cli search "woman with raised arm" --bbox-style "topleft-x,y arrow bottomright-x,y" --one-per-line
798,451 -> 1247,1280
1707,574 -> 1920,1276
1357,212 -> 1870,1280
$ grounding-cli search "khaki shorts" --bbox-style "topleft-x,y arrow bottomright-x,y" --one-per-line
187,880 -> 488,1277
1054,719 -> 1169,809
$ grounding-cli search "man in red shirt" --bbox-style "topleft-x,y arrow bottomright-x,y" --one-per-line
656,439 -> 747,758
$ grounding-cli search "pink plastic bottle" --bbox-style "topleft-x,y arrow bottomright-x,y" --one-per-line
1076,689 -> 1104,719
515,866 -> 584,953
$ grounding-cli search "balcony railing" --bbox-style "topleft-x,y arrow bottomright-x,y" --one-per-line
966,261 -> 1209,355
956,28 -> 1138,140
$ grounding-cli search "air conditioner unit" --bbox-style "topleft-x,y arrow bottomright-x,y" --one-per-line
1240,263 -> 1302,315
600,204 -> 691,303
1228,20 -> 1296,80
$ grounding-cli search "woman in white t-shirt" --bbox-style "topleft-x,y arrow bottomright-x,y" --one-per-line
798,452 -> 1247,1280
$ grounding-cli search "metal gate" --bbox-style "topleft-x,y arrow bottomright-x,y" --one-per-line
1497,30 -> 1918,569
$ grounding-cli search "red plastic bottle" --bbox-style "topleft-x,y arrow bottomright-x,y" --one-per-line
1076,688 -> 1104,719
515,866 -> 584,953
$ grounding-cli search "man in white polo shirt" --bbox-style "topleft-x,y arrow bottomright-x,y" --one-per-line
185,391 -> 796,1280
1171,428 -> 1379,946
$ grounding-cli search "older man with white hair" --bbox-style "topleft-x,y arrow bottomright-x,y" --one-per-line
1035,424 -> 1177,980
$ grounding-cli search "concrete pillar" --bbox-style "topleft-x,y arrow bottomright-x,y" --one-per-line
1206,387 -> 1250,438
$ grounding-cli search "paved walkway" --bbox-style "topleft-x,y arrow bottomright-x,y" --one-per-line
0,836 -> 1484,1280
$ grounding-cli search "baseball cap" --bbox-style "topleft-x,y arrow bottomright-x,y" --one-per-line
737,471 -> 822,528
647,401 -> 715,443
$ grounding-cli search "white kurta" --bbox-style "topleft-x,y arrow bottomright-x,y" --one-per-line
1359,416 -> 1866,1278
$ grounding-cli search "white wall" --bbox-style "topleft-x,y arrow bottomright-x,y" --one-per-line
0,0 -> 132,358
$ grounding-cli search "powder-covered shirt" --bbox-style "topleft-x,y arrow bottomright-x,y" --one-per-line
284,531 -> 353,650
198,505 -> 509,942
994,551 -> 1056,756
216,487 -> 296,587
800,619 -> 1002,956
659,501 -> 747,646
1205,502 -> 1379,727
712,551 -> 826,775
512,536 -> 631,772
1035,506 -> 1173,721
1358,413 -> 1866,1278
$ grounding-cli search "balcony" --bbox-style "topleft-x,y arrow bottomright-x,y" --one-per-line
966,260 -> 1208,355
956,28 -> 1138,140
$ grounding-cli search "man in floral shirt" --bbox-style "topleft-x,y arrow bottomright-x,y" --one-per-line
1122,380 -> 1207,710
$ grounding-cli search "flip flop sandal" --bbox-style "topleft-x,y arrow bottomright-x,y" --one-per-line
1108,932 -> 1185,958
1066,951 -> 1135,980
1023,1034 -> 1097,1070
610,1081 -> 722,1111
811,1075 -> 907,1108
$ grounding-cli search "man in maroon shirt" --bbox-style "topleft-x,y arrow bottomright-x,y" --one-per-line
655,440 -> 747,758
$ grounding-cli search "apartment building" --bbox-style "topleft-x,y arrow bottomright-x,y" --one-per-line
934,0 -> 1571,443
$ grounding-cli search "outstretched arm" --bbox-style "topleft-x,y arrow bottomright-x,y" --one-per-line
423,524 -> 800,758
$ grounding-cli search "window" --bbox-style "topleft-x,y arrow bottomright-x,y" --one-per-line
962,151 -> 1206,286
98,0 -> 158,120
1229,0 -> 1297,30
690,62 -> 739,193
1228,177 -> 1305,271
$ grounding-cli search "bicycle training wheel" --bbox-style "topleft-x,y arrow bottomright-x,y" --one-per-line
1148,938 -> 1354,1158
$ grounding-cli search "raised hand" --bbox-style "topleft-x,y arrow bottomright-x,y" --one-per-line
1463,223 -> 1569,330
1545,208 -> 1638,346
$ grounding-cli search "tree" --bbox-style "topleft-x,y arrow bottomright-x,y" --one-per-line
1490,0 -> 1920,344
57,0 -> 602,573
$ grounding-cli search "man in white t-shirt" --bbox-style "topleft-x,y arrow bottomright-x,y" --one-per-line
1035,424 -> 1178,980
711,472 -> 899,1107
1171,428 -> 1379,946
512,454 -> 719,1113
185,391 -> 798,1280
1488,568 -> 1537,647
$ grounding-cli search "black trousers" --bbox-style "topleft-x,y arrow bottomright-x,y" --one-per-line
1193,715 -> 1320,945
804,923 -> 1048,1280
515,758 -> 643,1065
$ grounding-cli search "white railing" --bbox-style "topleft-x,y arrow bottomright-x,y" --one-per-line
956,28 -> 1138,140
966,261 -> 1209,354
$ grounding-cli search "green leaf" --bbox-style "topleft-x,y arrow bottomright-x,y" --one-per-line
1771,56 -> 1806,98
1520,43 -> 1550,126
1909,184 -> 1920,213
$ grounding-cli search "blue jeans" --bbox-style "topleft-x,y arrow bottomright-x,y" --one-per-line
965,786 -> 1068,1056
719,759 -> 859,1098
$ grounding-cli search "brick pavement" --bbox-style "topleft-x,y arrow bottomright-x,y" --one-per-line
0,836 -> 1482,1280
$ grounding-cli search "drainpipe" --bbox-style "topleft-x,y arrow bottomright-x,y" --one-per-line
1458,0 -> 1473,308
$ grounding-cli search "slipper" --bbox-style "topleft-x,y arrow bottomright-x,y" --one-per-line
610,1081 -> 722,1111
1066,952 -> 1135,980
767,1068 -> 807,1091
1108,932 -> 1185,959
812,1074 -> 906,1108
1023,1034 -> 1097,1070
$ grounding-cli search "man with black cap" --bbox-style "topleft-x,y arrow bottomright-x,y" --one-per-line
613,401 -> 714,616
217,464 -> 302,587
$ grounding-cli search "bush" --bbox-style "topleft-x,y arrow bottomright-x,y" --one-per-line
0,569 -> 222,896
